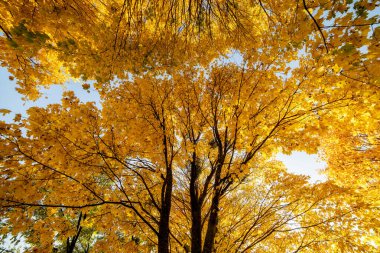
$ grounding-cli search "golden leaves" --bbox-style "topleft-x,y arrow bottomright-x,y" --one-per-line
0,0 -> 379,252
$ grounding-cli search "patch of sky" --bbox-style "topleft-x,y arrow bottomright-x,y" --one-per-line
0,67 -> 101,123
358,45 -> 369,53
276,151 -> 327,184
214,49 -> 244,67
0,233 -> 29,252
276,59 -> 301,81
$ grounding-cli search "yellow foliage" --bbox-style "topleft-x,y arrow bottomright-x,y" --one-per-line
0,0 -> 379,252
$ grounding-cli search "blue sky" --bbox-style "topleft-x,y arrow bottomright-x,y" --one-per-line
277,152 -> 326,183
0,67 -> 327,183
0,67 -> 100,122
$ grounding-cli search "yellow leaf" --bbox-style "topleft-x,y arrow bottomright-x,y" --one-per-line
0,109 -> 11,115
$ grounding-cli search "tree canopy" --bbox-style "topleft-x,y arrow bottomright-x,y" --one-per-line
0,0 -> 379,252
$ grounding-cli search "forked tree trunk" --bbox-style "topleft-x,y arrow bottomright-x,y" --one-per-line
157,118 -> 173,253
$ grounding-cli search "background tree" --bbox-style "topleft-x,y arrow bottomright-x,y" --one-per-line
0,0 -> 378,98
0,89 -> 173,252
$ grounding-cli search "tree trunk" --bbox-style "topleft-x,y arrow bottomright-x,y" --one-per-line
158,167 -> 173,253
190,154 -> 202,253
158,117 -> 173,253
203,164 -> 222,253
202,191 -> 220,253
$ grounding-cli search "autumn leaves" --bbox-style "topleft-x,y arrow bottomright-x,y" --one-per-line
0,0 -> 380,252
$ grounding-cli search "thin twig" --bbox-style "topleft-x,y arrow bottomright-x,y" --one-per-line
303,0 -> 329,52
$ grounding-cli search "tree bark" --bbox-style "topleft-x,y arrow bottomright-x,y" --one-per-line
158,167 -> 172,253
158,121 -> 173,253
202,191 -> 220,253
190,153 -> 202,253
203,165 -> 222,253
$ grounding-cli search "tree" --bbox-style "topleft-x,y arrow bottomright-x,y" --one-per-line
0,0 -> 379,253
1,58 -> 379,252
0,0 -> 378,98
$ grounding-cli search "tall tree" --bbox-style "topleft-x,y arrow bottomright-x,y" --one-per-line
2,58 -> 379,252
0,0 -> 379,252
